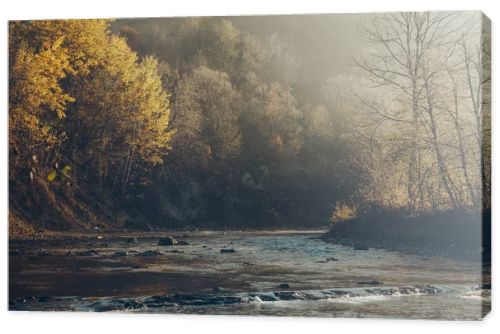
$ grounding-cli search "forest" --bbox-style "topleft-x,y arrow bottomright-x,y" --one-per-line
8,13 -> 490,237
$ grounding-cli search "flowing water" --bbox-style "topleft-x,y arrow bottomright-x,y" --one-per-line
9,231 -> 490,319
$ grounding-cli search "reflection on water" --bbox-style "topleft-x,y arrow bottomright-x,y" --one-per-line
9,231 -> 490,319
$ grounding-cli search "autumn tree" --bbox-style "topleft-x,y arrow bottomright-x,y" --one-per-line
9,19 -> 174,229
173,66 -> 241,175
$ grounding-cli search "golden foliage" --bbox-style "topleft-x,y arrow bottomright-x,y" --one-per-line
9,19 -> 174,186
47,170 -> 57,182
330,201 -> 357,224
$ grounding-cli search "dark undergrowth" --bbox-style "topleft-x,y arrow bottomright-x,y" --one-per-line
324,206 -> 491,265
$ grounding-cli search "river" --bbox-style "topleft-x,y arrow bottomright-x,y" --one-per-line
9,230 -> 490,319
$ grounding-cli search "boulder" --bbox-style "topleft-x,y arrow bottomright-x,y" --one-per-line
177,240 -> 190,246
158,236 -> 177,246
220,248 -> 236,253
278,283 -> 290,289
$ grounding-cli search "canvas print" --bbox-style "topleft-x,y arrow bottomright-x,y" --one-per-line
8,11 -> 491,319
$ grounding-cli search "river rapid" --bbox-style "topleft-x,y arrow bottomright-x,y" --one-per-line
9,230 -> 490,319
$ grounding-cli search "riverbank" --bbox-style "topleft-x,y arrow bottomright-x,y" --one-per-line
323,208 -> 491,264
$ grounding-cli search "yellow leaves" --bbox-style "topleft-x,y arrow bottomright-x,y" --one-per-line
61,165 -> 72,177
11,42 -> 74,122
115,55 -> 174,165
10,19 -> 116,163
47,165 -> 71,182
51,36 -> 65,50
101,35 -> 138,79
10,18 -> 174,184
47,170 -> 57,182
330,201 -> 357,224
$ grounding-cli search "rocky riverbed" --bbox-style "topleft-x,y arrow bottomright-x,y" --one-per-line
9,230 -> 490,319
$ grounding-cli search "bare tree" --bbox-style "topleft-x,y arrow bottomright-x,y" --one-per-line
354,11 -> 470,210
444,65 -> 478,207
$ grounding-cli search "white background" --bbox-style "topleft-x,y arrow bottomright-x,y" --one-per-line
0,0 -> 498,333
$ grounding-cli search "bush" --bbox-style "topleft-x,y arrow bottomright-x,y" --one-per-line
330,201 -> 357,224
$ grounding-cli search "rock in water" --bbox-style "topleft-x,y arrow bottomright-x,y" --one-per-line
67,250 -> 99,257
356,280 -> 383,286
111,251 -> 128,257
126,237 -> 138,244
136,250 -> 162,257
278,283 -> 290,289
158,236 -> 177,246
177,240 -> 190,246
220,248 -> 236,253
167,249 -> 184,253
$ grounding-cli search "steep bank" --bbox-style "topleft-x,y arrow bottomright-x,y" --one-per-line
9,176 -> 130,240
323,208 -> 491,264
8,174 -> 331,240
